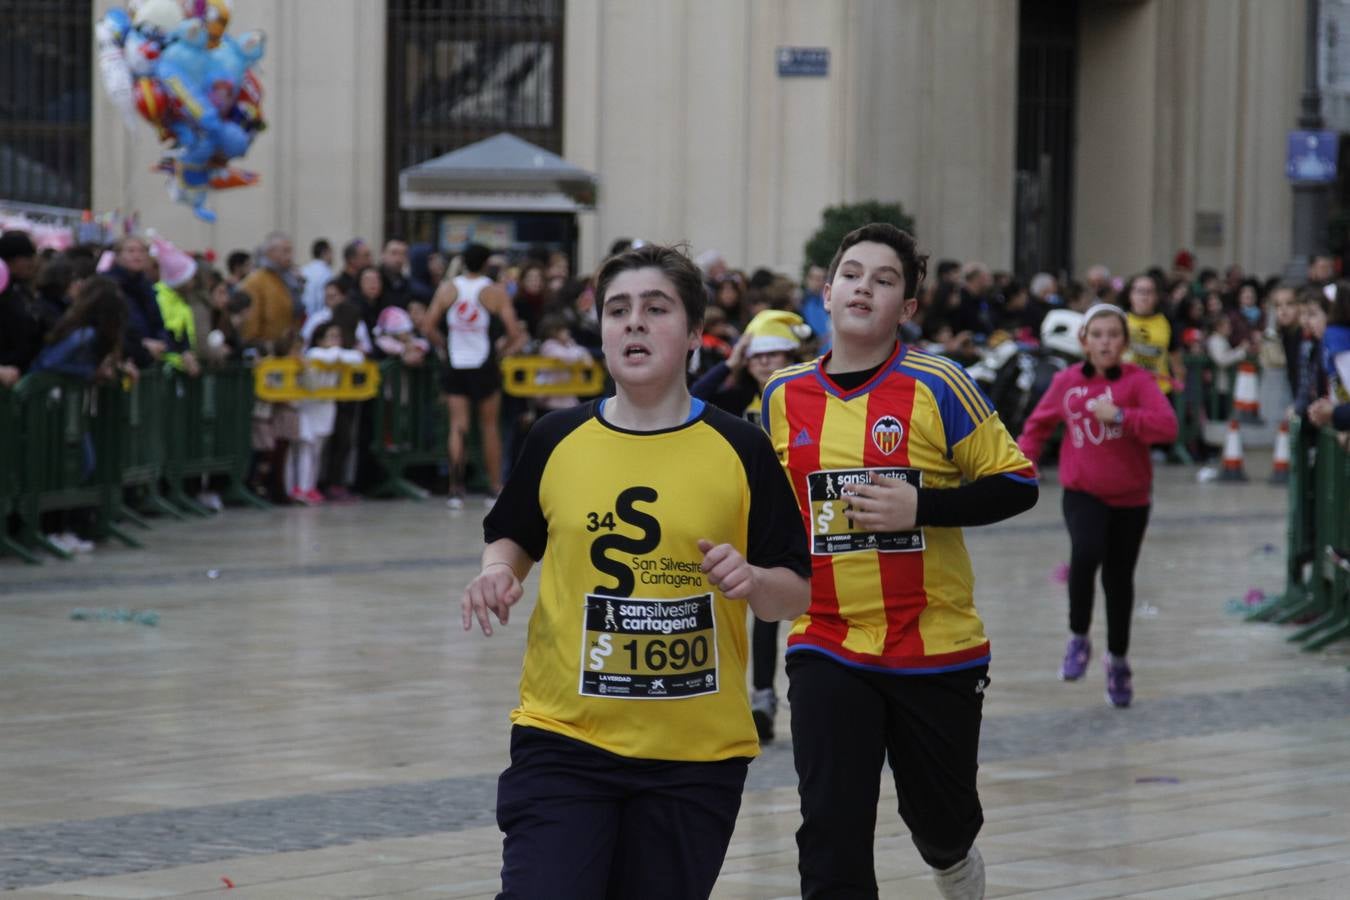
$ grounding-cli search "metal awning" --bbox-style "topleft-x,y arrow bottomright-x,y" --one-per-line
398,133 -> 598,213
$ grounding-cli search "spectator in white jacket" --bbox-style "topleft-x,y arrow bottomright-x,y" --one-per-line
299,239 -> 334,319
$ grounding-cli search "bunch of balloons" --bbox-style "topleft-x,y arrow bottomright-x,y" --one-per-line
96,0 -> 266,223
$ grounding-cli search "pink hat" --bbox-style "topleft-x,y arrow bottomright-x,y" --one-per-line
96,250 -> 115,273
0,258 -> 8,294
151,235 -> 197,287
375,305 -> 414,336
374,306 -> 429,355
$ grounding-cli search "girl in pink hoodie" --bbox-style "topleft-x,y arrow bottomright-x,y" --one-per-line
1018,302 -> 1178,707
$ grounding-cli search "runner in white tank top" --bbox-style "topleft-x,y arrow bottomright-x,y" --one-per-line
422,246 -> 528,509
448,274 -> 493,369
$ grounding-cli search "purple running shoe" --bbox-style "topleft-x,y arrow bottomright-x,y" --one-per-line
1059,634 -> 1091,681
1105,655 -> 1133,707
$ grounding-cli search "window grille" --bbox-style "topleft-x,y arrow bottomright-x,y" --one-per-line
385,0 -> 564,242
0,0 -> 93,210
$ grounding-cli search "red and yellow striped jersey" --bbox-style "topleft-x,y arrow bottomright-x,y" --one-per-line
762,343 -> 1036,673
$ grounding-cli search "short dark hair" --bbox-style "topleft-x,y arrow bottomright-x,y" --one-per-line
594,243 -> 706,329
826,223 -> 928,299
748,267 -> 776,290
1121,272 -> 1163,308
462,243 -> 492,274
936,259 -> 961,280
0,229 -> 37,261
536,312 -> 569,341
226,250 -> 251,275
1298,285 -> 1331,311
308,319 -> 342,349
311,238 -> 331,260
342,239 -> 366,263
35,254 -> 76,300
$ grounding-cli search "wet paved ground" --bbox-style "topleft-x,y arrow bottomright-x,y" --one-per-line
2,452 -> 1348,898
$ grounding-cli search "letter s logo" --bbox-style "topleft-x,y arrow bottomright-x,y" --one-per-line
816,500 -> 835,534
590,486 -> 661,596
589,634 -> 613,670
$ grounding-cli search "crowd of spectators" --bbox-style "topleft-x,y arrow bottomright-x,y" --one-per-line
3,223 -> 1348,553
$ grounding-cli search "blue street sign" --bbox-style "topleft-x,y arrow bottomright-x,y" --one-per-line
777,47 -> 829,77
1287,130 -> 1339,183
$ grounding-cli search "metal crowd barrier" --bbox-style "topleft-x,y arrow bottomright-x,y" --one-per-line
3,355 -> 609,562
0,385 -> 40,563
500,356 -> 605,398
107,368 -> 177,527
163,366 -> 269,515
366,359 -> 448,500
2,363 -> 265,564
8,373 -> 130,561
253,357 -> 381,402
1246,419 -> 1350,649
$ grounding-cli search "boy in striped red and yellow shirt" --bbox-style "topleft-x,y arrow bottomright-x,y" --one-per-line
763,224 -> 1037,900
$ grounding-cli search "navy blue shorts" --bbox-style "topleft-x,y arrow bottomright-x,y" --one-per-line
496,726 -> 750,900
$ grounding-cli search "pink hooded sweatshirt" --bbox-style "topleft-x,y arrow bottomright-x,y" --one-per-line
1017,362 -> 1178,507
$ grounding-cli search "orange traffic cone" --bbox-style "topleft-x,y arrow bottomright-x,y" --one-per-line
1220,419 -> 1248,481
1233,362 -> 1262,423
1269,419 -> 1291,484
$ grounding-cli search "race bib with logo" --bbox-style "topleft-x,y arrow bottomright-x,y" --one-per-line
806,467 -> 925,555
579,593 -> 719,699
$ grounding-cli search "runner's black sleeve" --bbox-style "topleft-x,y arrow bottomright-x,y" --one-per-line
706,406 -> 812,578
913,474 -> 1038,528
483,403 -> 593,559
1334,401 -> 1350,431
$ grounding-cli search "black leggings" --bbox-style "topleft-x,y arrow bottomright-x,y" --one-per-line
321,401 -> 358,488
1062,489 -> 1150,657
752,617 -> 778,691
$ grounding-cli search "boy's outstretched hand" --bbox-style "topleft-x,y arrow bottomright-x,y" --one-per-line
462,562 -> 524,636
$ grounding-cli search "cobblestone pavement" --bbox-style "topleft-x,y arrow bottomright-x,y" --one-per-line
3,677 -> 1348,890
0,509 -> 1279,599
3,466 -> 1347,895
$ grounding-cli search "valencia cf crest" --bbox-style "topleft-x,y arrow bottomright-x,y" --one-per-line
871,415 -> 903,455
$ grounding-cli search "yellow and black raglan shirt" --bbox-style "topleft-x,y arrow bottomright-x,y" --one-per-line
483,398 -> 810,762
1126,312 -> 1178,394
762,343 -> 1037,673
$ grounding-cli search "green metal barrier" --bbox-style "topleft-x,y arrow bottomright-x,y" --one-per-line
163,364 -> 268,514
367,360 -> 449,499
1247,419 -> 1314,622
11,373 -> 136,560
0,386 -> 40,563
1287,428 -> 1350,649
1248,421 -> 1350,649
1168,391 -> 1194,464
1181,350 -> 1229,421
1176,352 -> 1215,461
106,367 -> 177,525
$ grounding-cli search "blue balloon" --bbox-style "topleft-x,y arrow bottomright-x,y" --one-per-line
97,6 -> 266,221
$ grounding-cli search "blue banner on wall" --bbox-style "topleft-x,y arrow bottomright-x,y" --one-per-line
1287,130 -> 1339,183
777,47 -> 830,77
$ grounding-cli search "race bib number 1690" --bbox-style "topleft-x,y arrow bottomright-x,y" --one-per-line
579,593 -> 718,699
